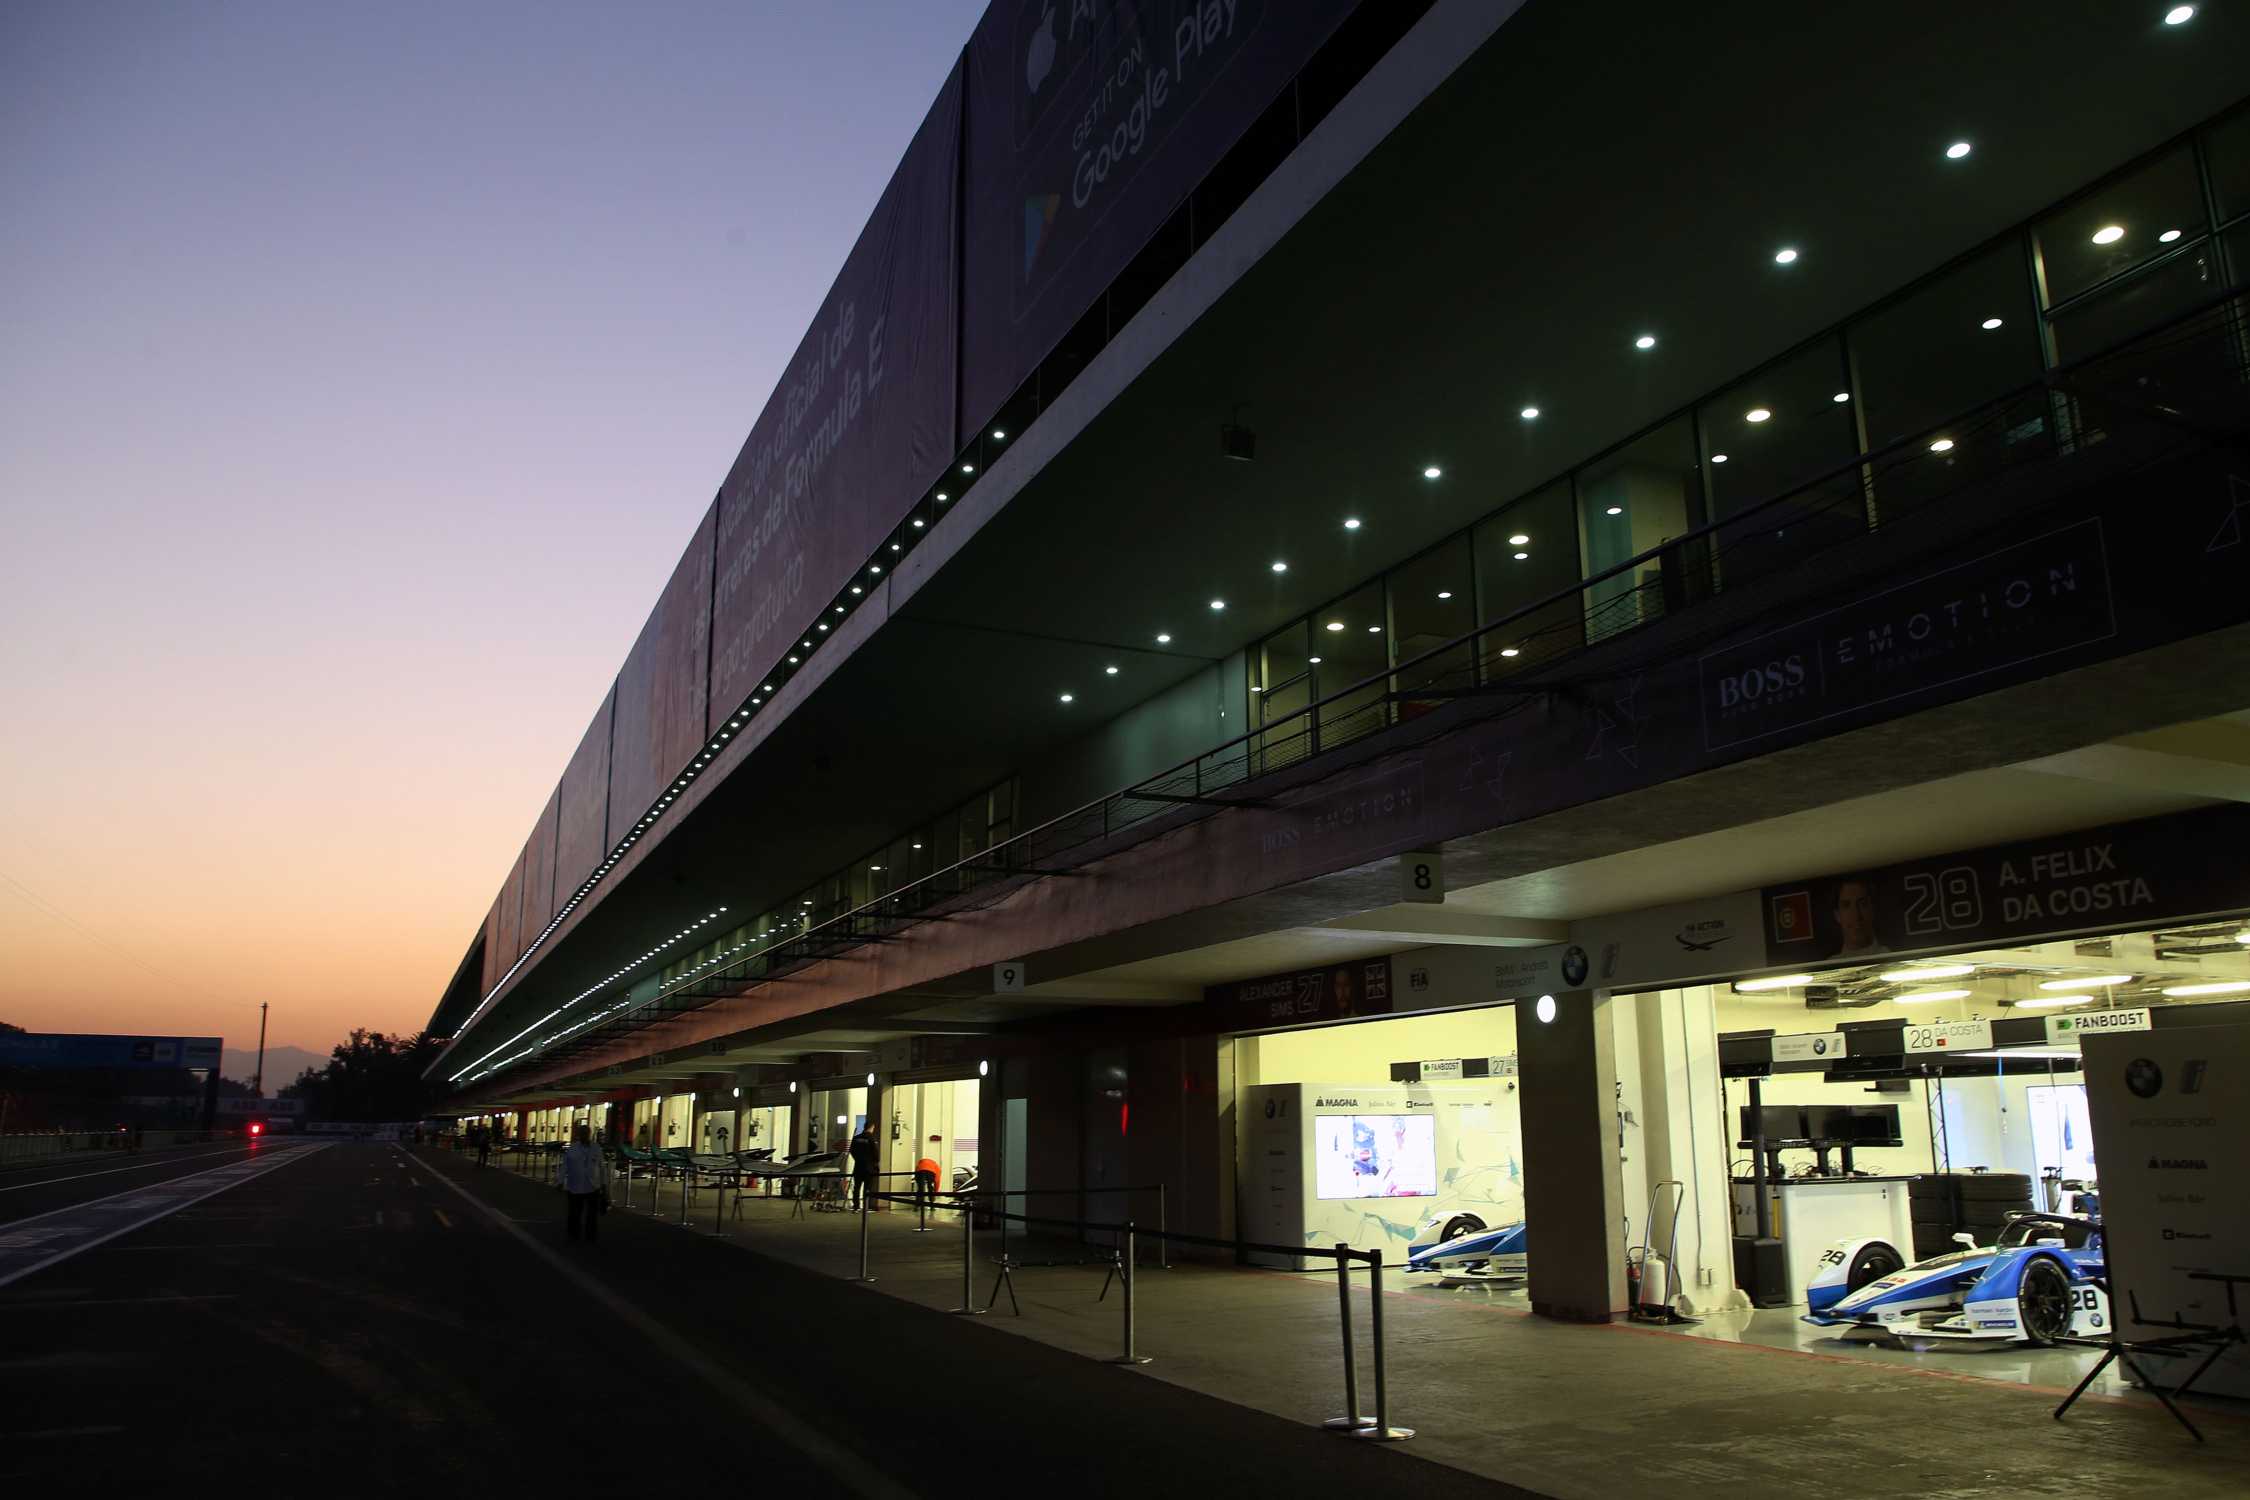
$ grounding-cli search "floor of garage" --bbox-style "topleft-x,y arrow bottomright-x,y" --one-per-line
608,1172 -> 2248,1499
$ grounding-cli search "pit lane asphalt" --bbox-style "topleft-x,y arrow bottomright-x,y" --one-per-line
0,1141 -> 1540,1497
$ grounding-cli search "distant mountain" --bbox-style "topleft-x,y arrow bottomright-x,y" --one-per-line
222,1045 -> 326,1090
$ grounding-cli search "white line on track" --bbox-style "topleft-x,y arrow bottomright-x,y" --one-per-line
0,1145 -> 255,1193
0,1146 -> 326,1289
404,1153 -> 911,1500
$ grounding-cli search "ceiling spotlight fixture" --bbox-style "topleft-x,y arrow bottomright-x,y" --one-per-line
1424,464 -> 1443,479
2091,224 -> 2125,245
1605,505 -> 1623,515
1945,141 -> 1972,160
1507,532 -> 1530,545
1343,517 -> 1361,531
1155,632 -> 1171,644
1878,964 -> 1976,982
2163,981 -> 2250,997
935,492 -> 949,503
2044,975 -> 2130,990
1774,247 -> 1799,265
1512,551 -> 1528,561
1209,599 -> 1225,611
1929,437 -> 1956,453
1634,334 -> 1657,350
1980,316 -> 2004,330
1734,974 -> 1816,992
2165,4 -> 2195,24
991,428 -> 1006,440
1519,407 -> 1540,421
1499,646 -> 1520,658
1746,407 -> 1772,423
1436,590 -> 1453,600
961,462 -> 976,473
1271,560 -> 1287,573
1367,625 -> 1381,633
1104,665 -> 1118,675
911,518 -> 925,528
1711,453 -> 1729,464
2159,228 -> 2183,243
1832,391 -> 1851,403
1894,989 -> 1972,1005
911,842 -> 923,850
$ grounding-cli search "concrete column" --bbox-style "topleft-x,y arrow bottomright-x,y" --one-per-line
1519,988 -> 1628,1322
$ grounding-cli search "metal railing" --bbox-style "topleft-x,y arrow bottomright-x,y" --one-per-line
522,289 -> 2250,1069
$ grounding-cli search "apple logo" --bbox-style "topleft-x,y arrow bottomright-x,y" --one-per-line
1026,4 -> 1056,94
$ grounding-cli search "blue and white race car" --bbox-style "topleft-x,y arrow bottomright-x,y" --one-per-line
1802,1211 -> 2107,1349
1406,1211 -> 1528,1283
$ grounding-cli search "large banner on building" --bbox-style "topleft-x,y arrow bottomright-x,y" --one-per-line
1760,803 -> 2250,963
608,500 -> 716,846
707,64 -> 963,726
0,1034 -> 223,1071
960,0 -> 1363,438
554,686 -> 615,903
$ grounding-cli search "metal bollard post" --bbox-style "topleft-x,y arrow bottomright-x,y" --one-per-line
1110,1221 -> 1152,1365
679,1168 -> 691,1226
714,1170 -> 726,1235
1323,1246 -> 1371,1432
950,1197 -> 984,1314
848,1181 -> 876,1283
1158,1184 -> 1169,1271
1351,1248 -> 1413,1442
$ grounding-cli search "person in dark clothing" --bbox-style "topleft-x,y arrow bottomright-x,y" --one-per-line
848,1124 -> 878,1209
474,1123 -> 491,1169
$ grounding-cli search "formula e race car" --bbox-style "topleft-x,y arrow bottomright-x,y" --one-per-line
1405,1211 -> 1528,1284
1801,1211 -> 2107,1349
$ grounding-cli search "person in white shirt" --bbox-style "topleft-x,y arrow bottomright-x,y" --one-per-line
559,1123 -> 611,1244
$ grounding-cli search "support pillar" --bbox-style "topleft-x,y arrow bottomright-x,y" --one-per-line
1518,988 -> 1628,1322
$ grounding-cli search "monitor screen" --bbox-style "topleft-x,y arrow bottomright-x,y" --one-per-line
1738,1105 -> 1809,1143
1313,1114 -> 1438,1200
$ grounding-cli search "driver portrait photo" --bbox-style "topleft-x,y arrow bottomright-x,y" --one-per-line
1827,875 -> 1892,959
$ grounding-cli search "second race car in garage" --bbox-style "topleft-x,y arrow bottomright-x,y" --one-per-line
1405,1210 -> 1528,1283
1801,1211 -> 2107,1349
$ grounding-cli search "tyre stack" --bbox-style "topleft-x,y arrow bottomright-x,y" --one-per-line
1910,1172 -> 2032,1257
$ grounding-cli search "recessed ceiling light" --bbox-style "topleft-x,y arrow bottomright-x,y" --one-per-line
1746,407 -> 1771,423
1980,316 -> 2004,330
1343,517 -> 1361,530
1326,621 -> 1345,632
2091,224 -> 2125,245
851,586 -> 863,595
1366,625 -> 1381,633
1945,141 -> 1972,160
1519,407 -> 1539,421
991,429 -> 1006,440
912,518 -> 925,528
1271,560 -> 1287,573
1058,692 -> 1072,703
1155,632 -> 1171,644
1894,989 -> 1972,1005
1832,391 -> 1850,403
1929,437 -> 1955,453
1634,334 -> 1656,350
935,492 -> 948,502
1209,599 -> 1225,611
1512,551 -> 1528,561
1605,505 -> 1622,515
2045,975 -> 2131,989
1508,532 -> 1530,545
961,462 -> 976,473
1308,655 -> 1322,664
911,842 -> 923,850
1499,646 -> 1519,658
1436,590 -> 1453,600
1773,247 -> 1799,265
1879,964 -> 1975,982
2165,5 -> 2195,24
1423,465 -> 1443,479
2159,228 -> 2182,243
1104,665 -> 1118,675
1711,453 -> 1729,464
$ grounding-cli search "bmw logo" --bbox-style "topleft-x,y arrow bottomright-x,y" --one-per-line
1561,945 -> 1589,986
2125,1058 -> 2163,1099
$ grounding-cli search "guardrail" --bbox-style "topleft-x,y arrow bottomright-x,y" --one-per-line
0,1129 -> 218,1167
527,289 -> 2249,1070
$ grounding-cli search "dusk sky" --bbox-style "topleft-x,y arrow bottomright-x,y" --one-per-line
0,1 -> 987,1064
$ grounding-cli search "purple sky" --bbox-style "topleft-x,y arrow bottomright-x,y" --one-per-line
0,0 -> 988,1058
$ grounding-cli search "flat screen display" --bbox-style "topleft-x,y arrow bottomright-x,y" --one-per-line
1314,1114 -> 1437,1200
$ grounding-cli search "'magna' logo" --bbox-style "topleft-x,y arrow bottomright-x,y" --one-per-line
2148,1157 -> 2208,1170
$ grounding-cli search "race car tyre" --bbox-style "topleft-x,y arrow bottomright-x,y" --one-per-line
1957,1175 -> 2034,1203
1440,1214 -> 1487,1243
1846,1241 -> 1904,1291
2017,1256 -> 2072,1345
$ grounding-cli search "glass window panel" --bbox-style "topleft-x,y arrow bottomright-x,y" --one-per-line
1474,480 -> 1580,673
1851,245 -> 2044,450
1258,619 -> 1308,695
2034,147 -> 2204,306
2047,236 -> 2225,367
2209,107 -> 2250,224
1312,581 -> 1387,750
1388,534 -> 1474,703
1252,672 -> 1311,774
1698,338 -> 1863,588
1575,418 -> 1703,641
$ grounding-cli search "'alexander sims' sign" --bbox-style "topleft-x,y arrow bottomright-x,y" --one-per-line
1761,803 -> 2250,961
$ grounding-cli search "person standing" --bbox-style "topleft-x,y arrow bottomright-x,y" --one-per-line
474,1123 -> 491,1169
848,1122 -> 878,1209
559,1124 -> 610,1244
914,1134 -> 942,1214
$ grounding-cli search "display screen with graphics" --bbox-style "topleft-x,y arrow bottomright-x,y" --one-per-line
1313,1114 -> 1436,1199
